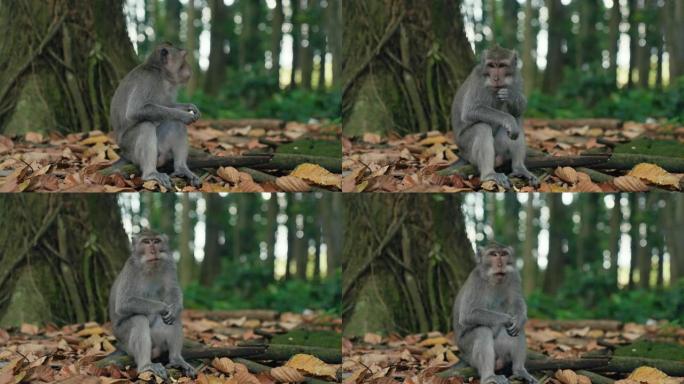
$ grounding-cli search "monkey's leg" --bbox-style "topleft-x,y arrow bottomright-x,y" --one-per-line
496,124 -> 540,188
119,315 -> 169,380
129,122 -> 173,189
460,123 -> 512,189
157,121 -> 201,187
460,327 -> 509,384
152,320 -> 197,379
493,332 -> 538,384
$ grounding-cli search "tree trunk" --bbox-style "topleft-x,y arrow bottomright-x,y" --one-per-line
299,1 -> 314,90
326,0 -> 342,87
577,0 -> 600,68
543,195 -> 566,294
627,0 -> 638,88
523,0 -> 536,96
664,1 -> 684,80
608,0 -> 621,87
343,195 -> 473,336
179,195 -> 194,288
203,0 -> 228,96
200,194 -> 223,287
608,194 -> 622,283
628,194 -> 638,288
271,0 -> 285,87
0,195 -> 128,327
664,194 -> 684,284
238,0 -> 262,69
163,0 -> 182,44
322,194 -> 342,272
501,0 -> 519,49
542,0 -> 564,93
265,196 -> 278,281
185,0 -> 198,96
0,1 -> 137,135
289,0 -> 301,89
522,197 -> 536,295
342,0 -> 473,136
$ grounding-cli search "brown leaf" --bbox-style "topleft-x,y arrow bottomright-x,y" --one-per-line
270,366 -> 305,383
290,163 -> 341,188
627,163 -> 680,189
285,354 -> 337,379
276,176 -> 311,192
217,166 -> 241,184
555,167 -> 578,184
612,175 -> 649,192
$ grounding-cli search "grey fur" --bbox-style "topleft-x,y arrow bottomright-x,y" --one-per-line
111,43 -> 200,189
108,231 -> 196,380
451,47 -> 539,189
452,245 -> 538,384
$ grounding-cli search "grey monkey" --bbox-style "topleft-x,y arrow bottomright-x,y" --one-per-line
452,244 -> 538,384
110,43 -> 201,190
451,45 -> 539,189
108,229 -> 196,380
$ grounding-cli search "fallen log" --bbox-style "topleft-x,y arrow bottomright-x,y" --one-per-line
436,155 -> 610,176
95,346 -> 266,368
529,319 -> 621,331
525,118 -> 622,129
591,153 -> 684,173
186,309 -> 279,321
195,118 -> 286,130
247,343 -> 342,364
234,358 -> 334,384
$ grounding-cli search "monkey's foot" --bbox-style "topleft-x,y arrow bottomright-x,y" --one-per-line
510,169 -> 540,188
143,171 -> 174,190
168,359 -> 197,379
139,362 -> 169,380
512,369 -> 538,384
171,168 -> 201,187
482,172 -> 512,189
483,374 -> 509,384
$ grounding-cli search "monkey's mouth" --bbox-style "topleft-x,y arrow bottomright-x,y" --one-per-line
493,272 -> 506,278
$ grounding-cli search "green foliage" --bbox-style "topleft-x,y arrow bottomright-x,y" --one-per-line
527,70 -> 684,123
271,329 -> 342,349
528,265 -> 684,324
179,68 -> 340,122
277,139 -> 342,158
184,258 -> 341,315
614,340 -> 684,361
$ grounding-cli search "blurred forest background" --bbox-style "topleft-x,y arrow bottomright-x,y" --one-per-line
0,193 -> 341,327
0,0 -> 340,135
123,0 -> 341,121
342,193 -> 683,336
342,0 -> 684,135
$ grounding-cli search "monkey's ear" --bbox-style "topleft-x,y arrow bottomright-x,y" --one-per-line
505,245 -> 515,257
160,47 -> 169,63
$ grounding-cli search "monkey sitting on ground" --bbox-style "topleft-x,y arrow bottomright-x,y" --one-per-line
108,229 -> 196,380
450,45 -> 539,189
452,243 -> 538,384
110,43 -> 201,189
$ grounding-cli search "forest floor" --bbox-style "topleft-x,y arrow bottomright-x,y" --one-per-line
342,319 -> 684,384
0,309 -> 341,383
0,119 -> 341,193
343,119 -> 684,192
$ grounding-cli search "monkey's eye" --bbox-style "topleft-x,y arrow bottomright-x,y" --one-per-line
160,48 -> 169,57
486,63 -> 496,68
153,239 -> 161,244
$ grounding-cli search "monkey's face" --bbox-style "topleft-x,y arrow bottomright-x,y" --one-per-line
134,233 -> 170,264
483,59 -> 514,90
155,44 -> 192,85
481,246 -> 515,283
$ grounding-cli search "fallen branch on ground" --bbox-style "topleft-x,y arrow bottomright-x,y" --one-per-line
436,155 -> 610,176
530,319 -> 621,331
96,346 -> 266,368
525,118 -> 622,129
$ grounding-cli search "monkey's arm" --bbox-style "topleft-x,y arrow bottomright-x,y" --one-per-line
462,105 -> 519,135
127,103 -> 195,124
115,296 -> 168,317
160,283 -> 183,325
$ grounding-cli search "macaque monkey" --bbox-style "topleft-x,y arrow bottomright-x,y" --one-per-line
451,45 -> 539,189
108,230 -> 196,380
110,43 -> 201,189
452,244 -> 537,384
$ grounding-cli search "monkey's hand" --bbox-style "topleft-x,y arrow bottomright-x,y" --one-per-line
186,104 -> 201,119
496,88 -> 509,102
180,110 -> 200,125
505,315 -> 522,337
160,304 -> 176,325
502,115 -> 521,141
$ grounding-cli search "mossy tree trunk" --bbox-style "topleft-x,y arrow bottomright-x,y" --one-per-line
342,195 -> 474,337
0,195 -> 129,327
342,0 -> 474,136
0,1 -> 137,135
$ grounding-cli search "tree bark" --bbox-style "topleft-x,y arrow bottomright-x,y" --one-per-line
271,0 -> 285,87
185,0 -> 198,96
0,1 -> 137,135
664,194 -> 684,283
326,0 -> 342,87
204,0 -> 228,96
608,0 -> 621,87
542,0 -> 565,93
543,195 -> 566,294
289,0 -> 301,89
522,0 -> 536,96
0,195 -> 128,327
343,195 -> 473,336
608,194 -> 622,283
342,0 -> 473,136
265,196 -> 278,281
627,0 -> 638,88
200,194 -> 223,287
522,197 -> 536,296
179,195 -> 194,288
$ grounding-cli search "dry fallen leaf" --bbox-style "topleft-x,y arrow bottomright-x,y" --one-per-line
270,366 -> 305,383
290,163 -> 341,188
613,175 -> 649,192
276,176 -> 311,192
285,354 -> 337,379
217,166 -> 241,184
626,366 -> 680,384
555,167 -> 579,184
627,163 -> 680,189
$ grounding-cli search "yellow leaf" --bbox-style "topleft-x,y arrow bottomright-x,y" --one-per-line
627,163 -> 680,189
211,357 -> 236,374
276,176 -> 311,192
418,336 -> 452,347
290,163 -> 341,188
627,366 -> 680,384
76,326 -> 106,337
79,135 -> 110,145
554,369 -> 578,384
285,354 -> 337,379
418,135 -> 447,146
270,366 -> 305,383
